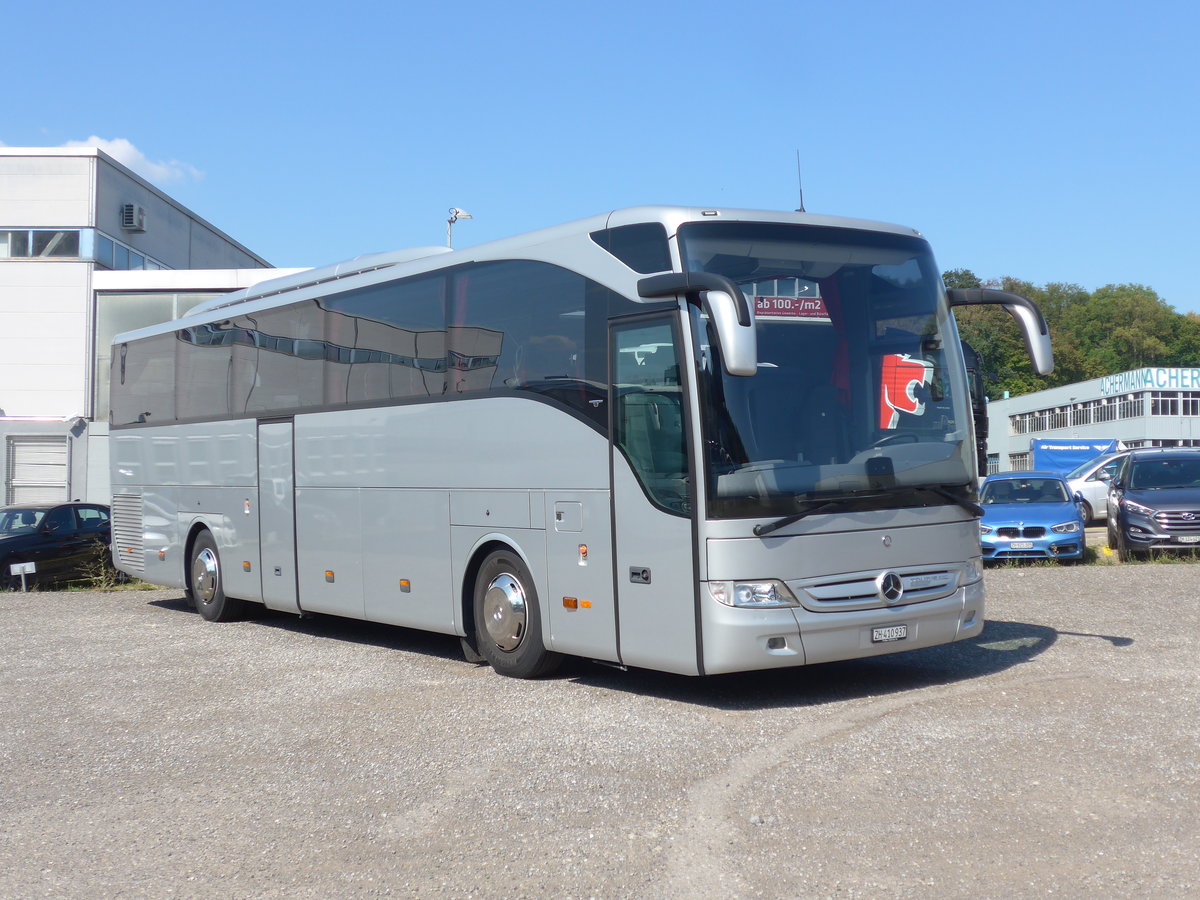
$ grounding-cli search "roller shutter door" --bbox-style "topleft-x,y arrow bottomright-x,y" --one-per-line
5,437 -> 69,504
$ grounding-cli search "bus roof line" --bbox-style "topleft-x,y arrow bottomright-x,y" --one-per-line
184,246 -> 455,316
181,206 -> 922,319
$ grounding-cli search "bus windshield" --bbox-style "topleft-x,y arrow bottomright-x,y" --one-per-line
679,222 -> 974,519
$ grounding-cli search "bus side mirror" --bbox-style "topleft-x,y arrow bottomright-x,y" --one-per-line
637,272 -> 758,377
701,289 -> 757,377
947,288 -> 1054,376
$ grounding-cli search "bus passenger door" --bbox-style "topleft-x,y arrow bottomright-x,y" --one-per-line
257,420 -> 300,613
610,318 -> 701,675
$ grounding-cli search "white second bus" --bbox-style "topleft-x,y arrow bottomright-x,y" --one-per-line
109,206 -> 1051,678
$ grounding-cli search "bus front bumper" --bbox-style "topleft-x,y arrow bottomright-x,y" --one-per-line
700,579 -> 984,675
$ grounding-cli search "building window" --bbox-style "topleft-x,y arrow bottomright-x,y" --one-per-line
1151,391 -> 1200,416
0,230 -> 30,256
1116,393 -> 1143,419
0,228 -> 166,269
96,235 -> 115,268
0,229 -> 80,258
1008,452 -> 1031,471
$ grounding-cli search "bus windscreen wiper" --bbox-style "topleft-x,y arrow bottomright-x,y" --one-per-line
753,485 -> 983,537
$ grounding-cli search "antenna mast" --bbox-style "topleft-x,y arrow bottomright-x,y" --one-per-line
795,150 -> 806,213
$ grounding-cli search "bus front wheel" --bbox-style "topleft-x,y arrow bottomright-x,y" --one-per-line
472,549 -> 561,679
188,531 -> 244,622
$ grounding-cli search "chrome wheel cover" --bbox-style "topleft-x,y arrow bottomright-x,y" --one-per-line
483,573 -> 527,652
192,547 -> 219,604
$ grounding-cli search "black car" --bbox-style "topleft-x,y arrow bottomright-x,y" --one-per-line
1106,449 -> 1200,561
0,502 -> 113,590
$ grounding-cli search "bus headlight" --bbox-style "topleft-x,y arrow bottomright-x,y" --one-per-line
709,580 -> 800,609
965,557 -> 984,583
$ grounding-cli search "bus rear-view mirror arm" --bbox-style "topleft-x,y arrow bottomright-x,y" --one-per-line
638,272 -> 757,377
946,287 -> 1054,376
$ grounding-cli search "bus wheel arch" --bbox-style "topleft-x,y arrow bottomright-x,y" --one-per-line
185,526 -> 244,622
182,523 -> 210,608
464,541 -> 561,678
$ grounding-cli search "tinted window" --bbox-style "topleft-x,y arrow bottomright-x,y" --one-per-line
1129,456 -> 1200,490
613,319 -> 688,514
981,479 -> 1069,504
77,506 -> 109,525
115,260 -> 645,430
238,302 -> 329,414
322,275 -> 448,402
112,335 -> 176,426
32,230 -> 80,257
0,509 -> 45,533
590,223 -> 672,274
449,260 -> 621,425
41,507 -> 76,532
450,261 -> 584,392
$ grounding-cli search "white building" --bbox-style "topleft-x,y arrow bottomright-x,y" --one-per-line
0,147 -> 295,504
985,366 -> 1200,472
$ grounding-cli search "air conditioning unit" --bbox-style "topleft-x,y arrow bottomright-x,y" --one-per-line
121,203 -> 146,232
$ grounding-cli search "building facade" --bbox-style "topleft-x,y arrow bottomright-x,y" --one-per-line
0,147 -> 284,504
985,366 -> 1200,472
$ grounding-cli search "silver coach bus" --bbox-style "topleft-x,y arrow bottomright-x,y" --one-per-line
109,206 -> 1052,678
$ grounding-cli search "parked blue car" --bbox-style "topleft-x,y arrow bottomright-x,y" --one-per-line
979,472 -> 1087,562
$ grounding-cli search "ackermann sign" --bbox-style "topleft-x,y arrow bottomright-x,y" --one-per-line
1100,367 -> 1200,397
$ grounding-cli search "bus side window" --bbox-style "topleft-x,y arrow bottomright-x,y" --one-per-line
613,321 -> 688,514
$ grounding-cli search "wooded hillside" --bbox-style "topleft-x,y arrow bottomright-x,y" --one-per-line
944,269 -> 1200,400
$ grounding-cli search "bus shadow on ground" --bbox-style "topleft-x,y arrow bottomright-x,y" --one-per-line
147,596 -> 1133,710
147,594 -> 470,665
565,619 -> 1088,710
571,619 -> 1137,710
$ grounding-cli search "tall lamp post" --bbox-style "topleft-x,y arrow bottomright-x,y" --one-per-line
446,207 -> 472,248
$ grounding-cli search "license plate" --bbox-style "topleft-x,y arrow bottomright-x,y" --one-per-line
1177,535 -> 1200,544
872,624 -> 907,643
1010,541 -> 1034,550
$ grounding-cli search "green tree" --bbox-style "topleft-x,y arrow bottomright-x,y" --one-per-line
1061,283 -> 1176,374
942,268 -> 982,290
946,274 -> 1197,400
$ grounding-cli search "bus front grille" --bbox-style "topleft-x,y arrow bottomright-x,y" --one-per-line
788,566 -> 961,612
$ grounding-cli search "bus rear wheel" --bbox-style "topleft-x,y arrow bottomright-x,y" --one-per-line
188,531 -> 244,622
472,549 -> 561,679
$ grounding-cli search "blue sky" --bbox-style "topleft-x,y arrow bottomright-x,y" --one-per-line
5,0 -> 1199,312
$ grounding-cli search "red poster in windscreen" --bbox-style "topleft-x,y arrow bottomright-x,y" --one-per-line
879,353 -> 933,429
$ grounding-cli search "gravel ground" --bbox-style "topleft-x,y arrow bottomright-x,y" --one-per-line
1,564 -> 1197,899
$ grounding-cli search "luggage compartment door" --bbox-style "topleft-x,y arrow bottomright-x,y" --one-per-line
258,420 -> 300,613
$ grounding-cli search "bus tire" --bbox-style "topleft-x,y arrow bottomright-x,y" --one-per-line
472,549 -> 561,679
189,530 -> 244,622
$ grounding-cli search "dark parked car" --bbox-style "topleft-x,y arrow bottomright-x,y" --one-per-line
0,502 -> 113,590
1106,449 -> 1200,561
